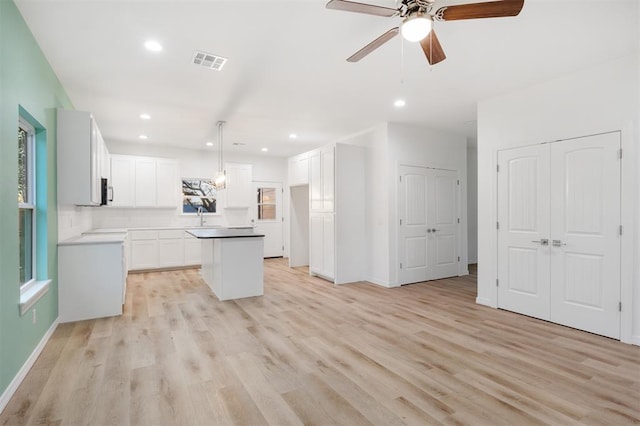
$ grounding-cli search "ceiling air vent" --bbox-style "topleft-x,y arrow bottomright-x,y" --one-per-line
191,50 -> 227,71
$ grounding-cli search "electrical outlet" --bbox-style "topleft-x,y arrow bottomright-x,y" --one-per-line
32,308 -> 36,324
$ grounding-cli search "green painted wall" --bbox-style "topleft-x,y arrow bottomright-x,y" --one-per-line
0,0 -> 73,396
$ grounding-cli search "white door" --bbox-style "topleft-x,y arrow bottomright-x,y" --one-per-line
497,133 -> 621,339
549,133 -> 621,339
398,165 -> 459,285
497,144 -> 551,320
251,182 -> 284,258
430,169 -> 459,280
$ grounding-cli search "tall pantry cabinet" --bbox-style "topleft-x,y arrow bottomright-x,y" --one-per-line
308,143 -> 365,284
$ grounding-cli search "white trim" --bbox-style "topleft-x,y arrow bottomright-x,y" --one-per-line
0,318 -> 58,414
19,279 -> 51,316
476,296 -> 495,308
630,335 -> 640,346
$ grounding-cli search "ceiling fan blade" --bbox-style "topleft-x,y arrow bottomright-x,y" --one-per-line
347,27 -> 399,62
434,0 -> 524,21
419,29 -> 446,65
326,0 -> 397,17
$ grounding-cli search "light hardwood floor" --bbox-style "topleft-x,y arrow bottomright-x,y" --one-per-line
2,259 -> 639,425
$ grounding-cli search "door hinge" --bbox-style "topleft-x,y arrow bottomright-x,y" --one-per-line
282,216 -> 285,222
618,149 -> 623,159
497,164 -> 500,172
399,175 -> 402,182
282,245 -> 285,251
400,219 -> 402,226
619,225 -> 623,235
457,179 -> 460,185
457,256 -> 460,262
400,263 -> 403,269
496,221 -> 500,230
457,218 -> 460,224
619,301 -> 622,312
496,278 -> 499,287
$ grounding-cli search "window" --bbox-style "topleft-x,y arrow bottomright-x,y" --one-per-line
18,118 -> 35,286
17,111 -> 50,315
181,178 -> 217,213
256,187 -> 276,220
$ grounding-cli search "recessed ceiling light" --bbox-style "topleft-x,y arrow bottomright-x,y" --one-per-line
206,141 -> 214,147
394,99 -> 406,108
261,148 -> 268,152
144,40 -> 163,52
289,133 -> 297,139
139,134 -> 148,140
140,113 -> 151,120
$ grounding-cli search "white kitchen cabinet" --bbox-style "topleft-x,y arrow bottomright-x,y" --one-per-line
129,230 -> 158,270
156,159 -> 179,207
184,232 -> 202,265
57,109 -> 106,206
309,145 -> 334,212
110,154 -> 178,208
224,162 -> 252,208
308,143 -> 365,284
58,235 -> 127,322
288,152 -> 309,186
158,230 -> 184,267
309,212 -> 335,280
134,157 -> 157,207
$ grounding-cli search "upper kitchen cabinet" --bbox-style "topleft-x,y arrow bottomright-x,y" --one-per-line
110,154 -> 178,208
224,162 -> 252,208
309,146 -> 334,212
288,152 -> 309,187
57,109 -> 110,206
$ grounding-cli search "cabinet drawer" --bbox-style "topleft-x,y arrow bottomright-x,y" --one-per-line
158,229 -> 184,239
129,230 -> 158,240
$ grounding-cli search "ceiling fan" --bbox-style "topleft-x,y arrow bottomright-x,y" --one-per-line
326,0 -> 524,66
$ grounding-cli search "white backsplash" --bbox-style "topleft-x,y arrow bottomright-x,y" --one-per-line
58,204 -> 94,241
91,207 -> 250,229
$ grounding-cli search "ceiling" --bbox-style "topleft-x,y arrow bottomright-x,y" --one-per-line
15,0 -> 639,157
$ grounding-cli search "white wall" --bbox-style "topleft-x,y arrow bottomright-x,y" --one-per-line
387,123 -> 469,286
93,141 -> 287,230
467,145 -> 478,264
340,122 -> 468,287
477,54 -> 639,344
340,124 -> 391,286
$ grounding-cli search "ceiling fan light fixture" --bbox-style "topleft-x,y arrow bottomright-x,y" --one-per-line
401,13 -> 431,42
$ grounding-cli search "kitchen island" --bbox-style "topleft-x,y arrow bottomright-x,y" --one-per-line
187,228 -> 265,301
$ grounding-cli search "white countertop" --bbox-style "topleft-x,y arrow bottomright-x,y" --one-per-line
59,232 -> 127,246
187,228 -> 264,239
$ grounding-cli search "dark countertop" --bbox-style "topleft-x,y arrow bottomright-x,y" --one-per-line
186,228 -> 265,239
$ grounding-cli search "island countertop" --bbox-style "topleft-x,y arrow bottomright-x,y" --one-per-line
186,228 -> 265,239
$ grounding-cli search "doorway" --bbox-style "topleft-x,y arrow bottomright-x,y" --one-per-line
398,165 -> 460,285
496,132 -> 621,339
251,181 -> 284,258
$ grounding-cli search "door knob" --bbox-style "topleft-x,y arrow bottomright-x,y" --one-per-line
531,239 -> 549,246
432,228 -> 439,233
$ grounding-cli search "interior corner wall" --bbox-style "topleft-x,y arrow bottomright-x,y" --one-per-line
0,0 -> 73,397
387,123 -> 469,287
338,124 -> 391,287
477,54 -> 639,344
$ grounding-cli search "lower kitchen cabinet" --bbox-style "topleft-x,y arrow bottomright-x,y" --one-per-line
184,232 -> 202,265
58,237 -> 127,323
309,212 -> 335,280
158,230 -> 185,267
130,230 -> 159,270
128,228 -> 202,271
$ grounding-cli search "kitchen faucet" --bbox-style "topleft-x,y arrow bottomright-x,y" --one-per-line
197,206 -> 207,226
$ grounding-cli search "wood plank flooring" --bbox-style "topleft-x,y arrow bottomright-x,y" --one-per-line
2,260 -> 639,425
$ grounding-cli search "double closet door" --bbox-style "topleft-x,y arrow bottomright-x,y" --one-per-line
497,132 -> 621,339
398,166 -> 459,285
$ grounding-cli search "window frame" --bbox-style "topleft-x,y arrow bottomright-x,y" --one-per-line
18,117 -> 36,288
17,111 -> 51,316
180,177 -> 218,215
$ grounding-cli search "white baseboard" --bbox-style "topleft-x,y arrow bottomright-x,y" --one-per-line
365,277 -> 396,288
475,296 -> 495,308
0,318 -> 58,414
629,335 -> 640,347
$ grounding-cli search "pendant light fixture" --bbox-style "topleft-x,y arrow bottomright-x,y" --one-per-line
215,121 -> 226,190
